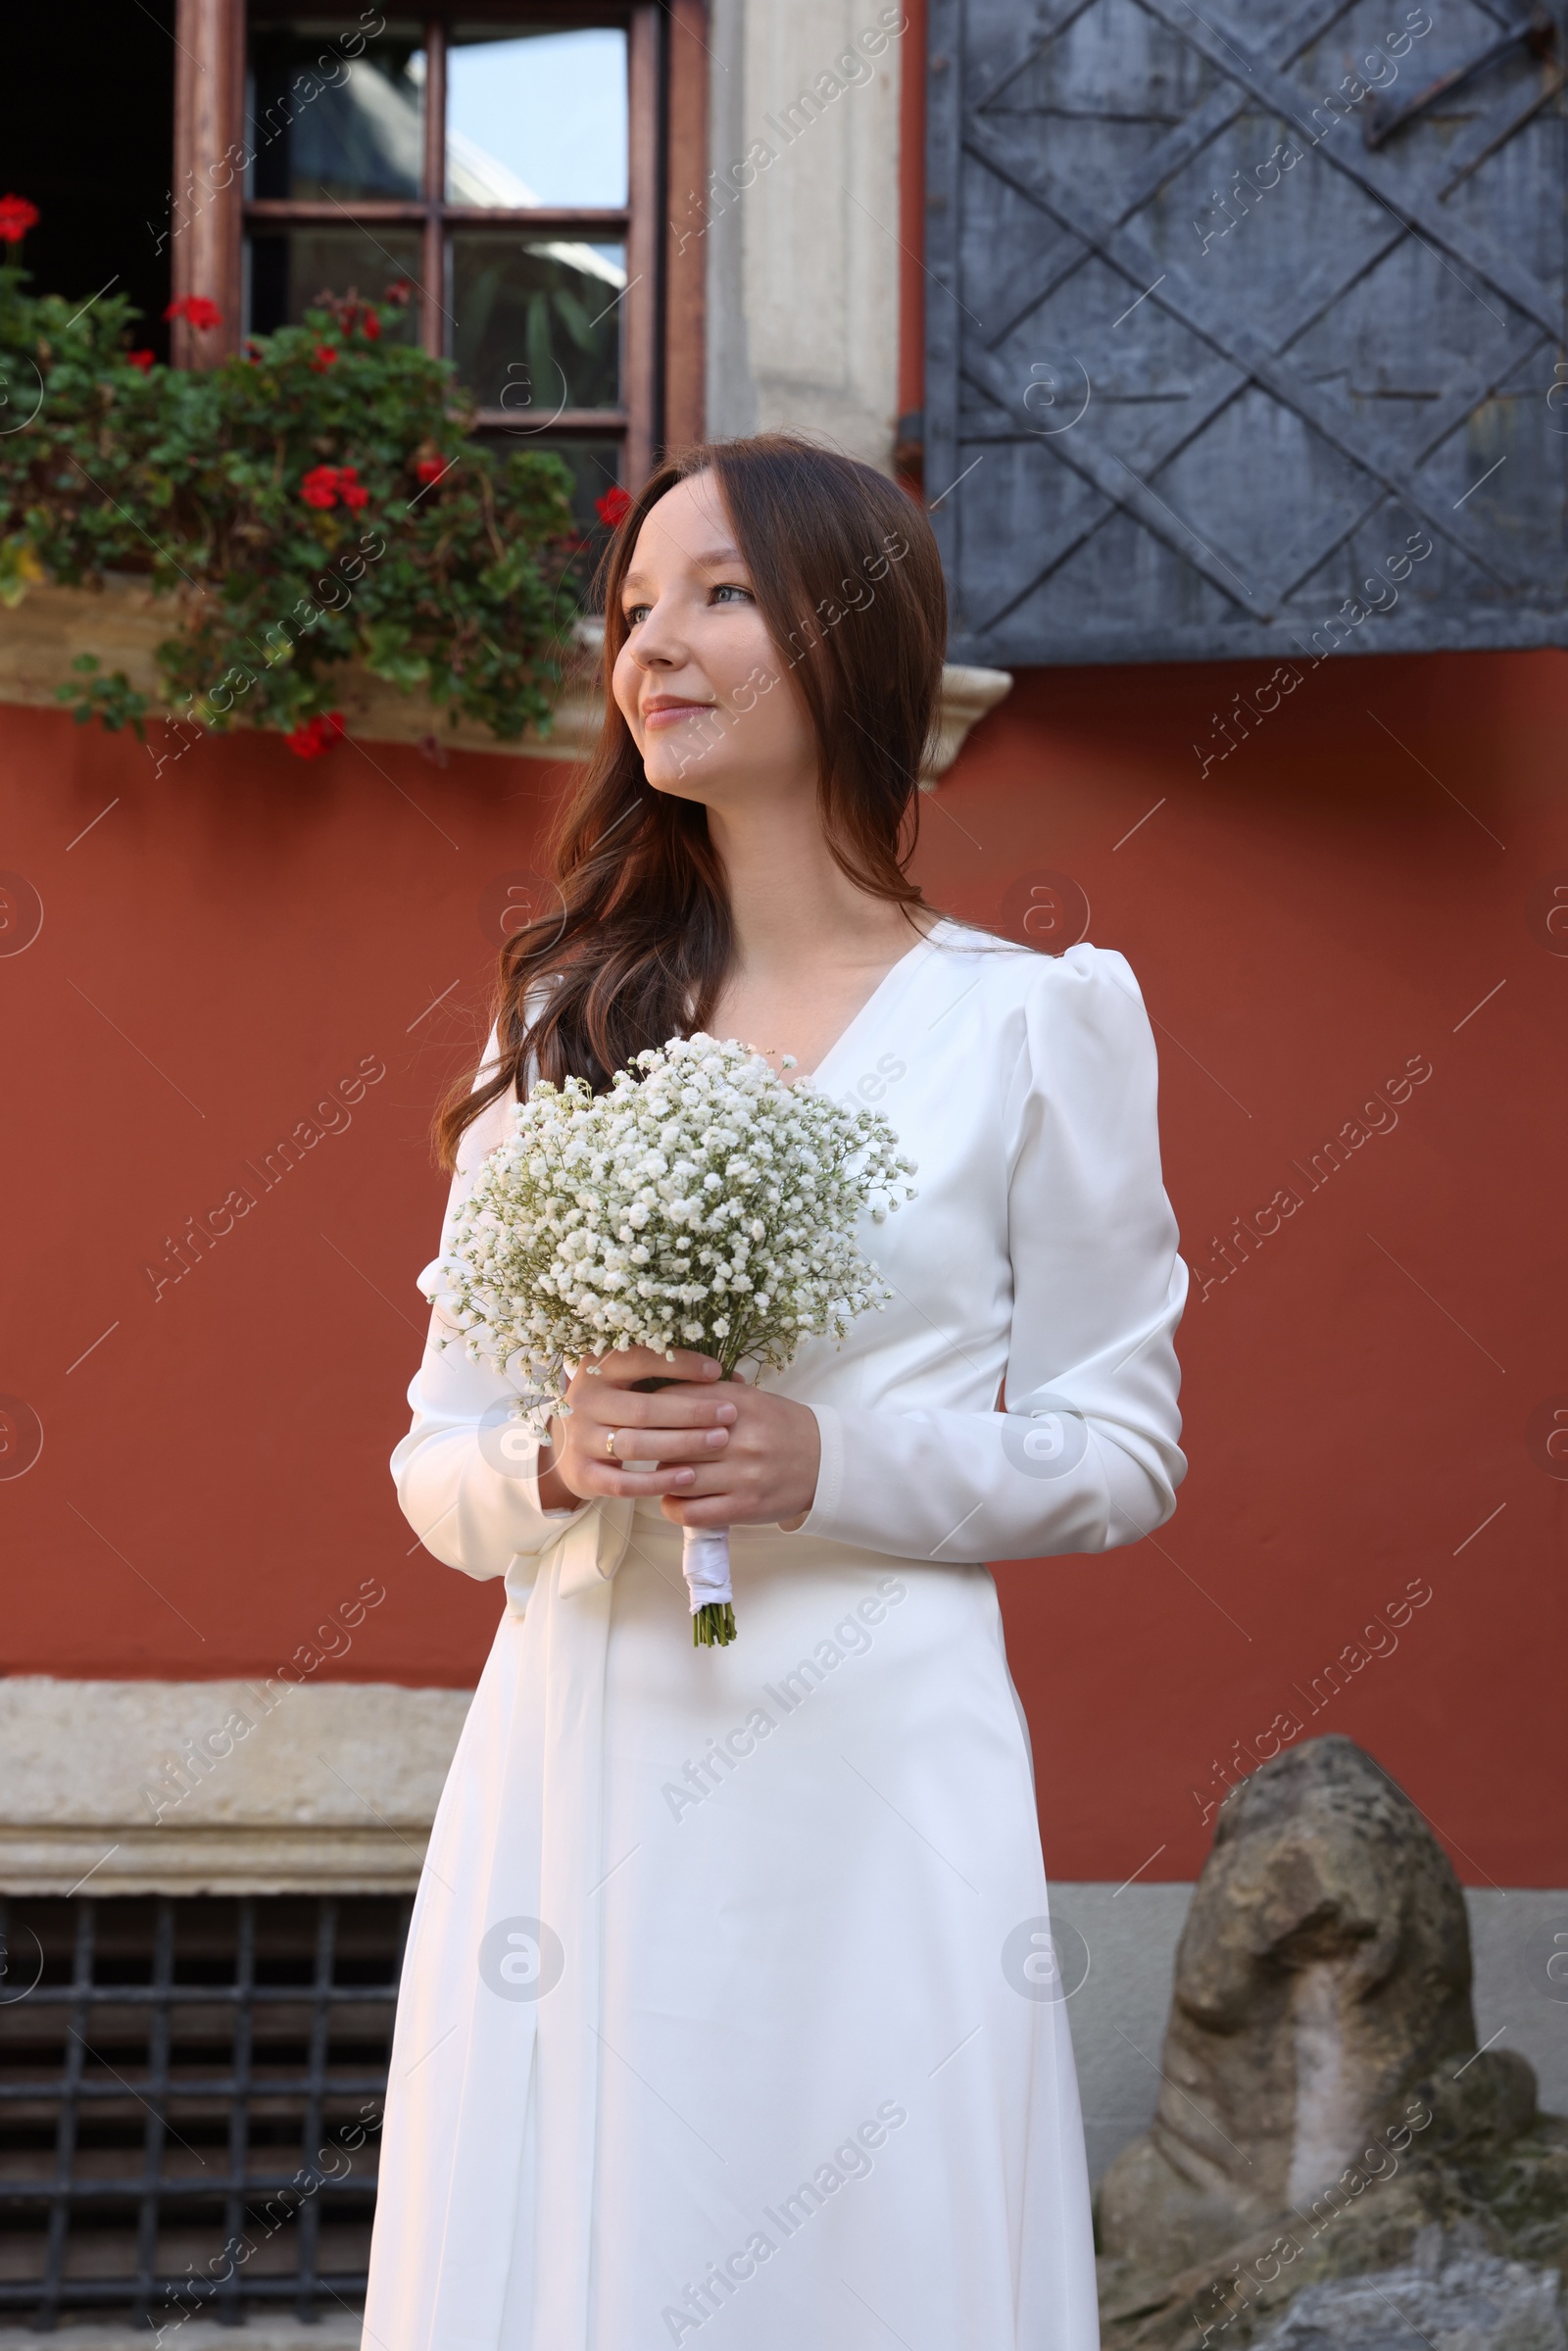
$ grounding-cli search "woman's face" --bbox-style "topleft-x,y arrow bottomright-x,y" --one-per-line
611,469 -> 817,813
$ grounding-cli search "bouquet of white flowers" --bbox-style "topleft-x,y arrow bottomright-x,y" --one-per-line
436,1032 -> 916,1645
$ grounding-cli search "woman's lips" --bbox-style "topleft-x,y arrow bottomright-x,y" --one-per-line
643,701 -> 716,729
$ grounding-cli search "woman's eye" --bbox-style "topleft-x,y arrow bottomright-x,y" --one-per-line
623,602 -> 651,626
711,582 -> 754,605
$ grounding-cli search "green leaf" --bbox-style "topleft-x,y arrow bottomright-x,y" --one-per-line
365,644 -> 432,691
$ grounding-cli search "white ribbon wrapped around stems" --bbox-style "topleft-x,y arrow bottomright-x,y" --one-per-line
623,1376 -> 738,1644
678,1525 -> 734,1641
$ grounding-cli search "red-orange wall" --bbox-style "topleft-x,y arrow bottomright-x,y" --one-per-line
1,662 -> 1563,1887
967,654 -> 1567,1890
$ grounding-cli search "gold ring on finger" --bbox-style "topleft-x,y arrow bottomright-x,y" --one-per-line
604,1427 -> 617,1460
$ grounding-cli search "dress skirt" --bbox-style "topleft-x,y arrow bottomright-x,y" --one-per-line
362,1498 -> 1102,2351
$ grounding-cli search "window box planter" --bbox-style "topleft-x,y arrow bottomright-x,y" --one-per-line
0,579 -> 1010,780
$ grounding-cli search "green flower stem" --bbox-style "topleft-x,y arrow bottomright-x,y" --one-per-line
693,1601 -> 737,1648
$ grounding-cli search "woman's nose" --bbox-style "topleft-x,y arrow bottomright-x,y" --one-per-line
630,604 -> 685,668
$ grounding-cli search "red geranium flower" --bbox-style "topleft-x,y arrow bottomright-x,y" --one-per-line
0,194 -> 40,245
300,465 -> 341,510
362,310 -> 381,340
164,294 -> 222,329
285,710 -> 346,759
300,463 -> 370,512
310,344 -> 338,371
413,456 -> 447,485
125,349 -> 156,373
595,485 -> 632,527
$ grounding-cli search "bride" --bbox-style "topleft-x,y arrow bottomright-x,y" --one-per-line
363,432 -> 1188,2350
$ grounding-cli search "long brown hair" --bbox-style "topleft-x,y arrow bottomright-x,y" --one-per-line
436,431 -> 948,1170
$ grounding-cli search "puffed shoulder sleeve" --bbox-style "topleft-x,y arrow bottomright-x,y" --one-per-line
802,944 -> 1188,1562
389,1021 -> 587,1589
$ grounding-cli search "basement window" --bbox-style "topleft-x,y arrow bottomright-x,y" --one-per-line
0,1892 -> 410,2327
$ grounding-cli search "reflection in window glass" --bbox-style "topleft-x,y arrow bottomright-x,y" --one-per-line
477,435 -> 623,539
452,238 -> 624,412
247,25 -> 425,202
446,28 -> 628,208
247,226 -> 423,340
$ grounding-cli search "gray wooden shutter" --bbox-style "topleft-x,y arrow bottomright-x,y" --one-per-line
925,0 -> 1568,664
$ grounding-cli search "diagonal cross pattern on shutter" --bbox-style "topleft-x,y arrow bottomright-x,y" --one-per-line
927,0 -> 1568,664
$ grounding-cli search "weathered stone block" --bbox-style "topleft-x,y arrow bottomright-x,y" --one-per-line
1254,2241 -> 1565,2350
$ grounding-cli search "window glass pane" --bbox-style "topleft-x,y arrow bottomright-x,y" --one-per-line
446,27 -> 628,208
452,237 -> 624,411
247,225 -> 423,340
247,22 -> 425,201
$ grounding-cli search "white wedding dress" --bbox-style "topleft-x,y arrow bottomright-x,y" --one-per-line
363,918 -> 1188,2351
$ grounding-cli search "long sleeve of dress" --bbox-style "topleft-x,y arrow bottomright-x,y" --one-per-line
799,945 -> 1188,1564
390,1025 -> 588,1585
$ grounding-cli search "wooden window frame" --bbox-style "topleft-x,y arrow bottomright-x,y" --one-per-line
172,0 -> 710,482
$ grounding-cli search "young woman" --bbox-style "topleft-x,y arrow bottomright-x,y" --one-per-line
364,435 -> 1187,2350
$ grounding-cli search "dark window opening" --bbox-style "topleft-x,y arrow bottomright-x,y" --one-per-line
0,0 -> 177,363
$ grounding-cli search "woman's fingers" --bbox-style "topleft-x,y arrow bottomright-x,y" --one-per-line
575,1386 -> 738,1433
583,1347 -> 721,1390
564,1360 -> 737,1451
573,1459 -> 704,1498
587,1424 -> 732,1465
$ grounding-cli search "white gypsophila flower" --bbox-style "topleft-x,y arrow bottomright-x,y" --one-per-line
431,1032 -> 917,1424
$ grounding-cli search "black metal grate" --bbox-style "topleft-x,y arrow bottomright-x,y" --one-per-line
0,1892 -> 411,2329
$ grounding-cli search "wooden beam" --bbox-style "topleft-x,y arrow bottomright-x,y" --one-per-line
421,17 -> 448,357
662,0 -> 710,454
624,4 -> 662,491
243,202 -> 632,231
172,0 -> 245,366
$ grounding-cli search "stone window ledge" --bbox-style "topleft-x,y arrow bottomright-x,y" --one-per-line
0,1677 -> 470,1896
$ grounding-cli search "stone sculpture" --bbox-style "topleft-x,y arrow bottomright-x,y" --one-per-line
1096,1736 -> 1568,2349
1100,1735 -> 1480,2270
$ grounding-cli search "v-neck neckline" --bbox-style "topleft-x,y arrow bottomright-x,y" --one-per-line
799,916 -> 952,1085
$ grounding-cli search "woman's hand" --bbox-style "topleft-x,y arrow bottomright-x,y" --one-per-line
536,1347 -> 736,1512
660,1372 -> 820,1533
535,1351 -> 819,1531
